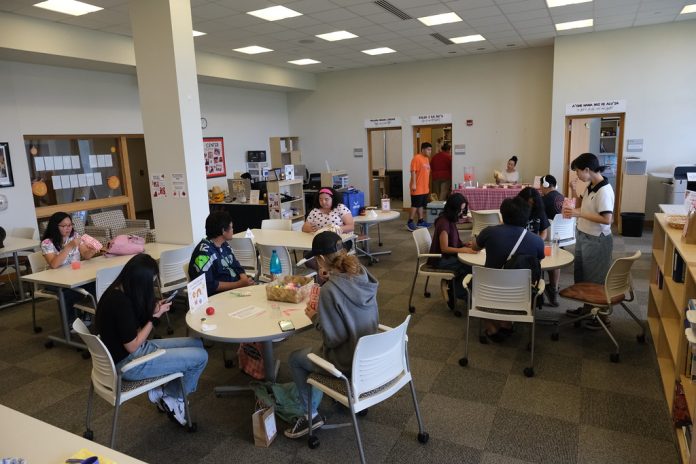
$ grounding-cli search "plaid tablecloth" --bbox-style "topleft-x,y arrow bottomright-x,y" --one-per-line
453,187 -> 523,211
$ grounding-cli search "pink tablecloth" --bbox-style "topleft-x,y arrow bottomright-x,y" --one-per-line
453,187 -> 523,211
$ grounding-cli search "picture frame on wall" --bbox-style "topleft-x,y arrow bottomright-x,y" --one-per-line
0,143 -> 14,188
203,137 -> 226,178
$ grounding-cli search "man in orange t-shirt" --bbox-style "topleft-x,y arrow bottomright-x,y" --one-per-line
406,142 -> 432,231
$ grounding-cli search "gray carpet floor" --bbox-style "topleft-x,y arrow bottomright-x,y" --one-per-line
0,215 -> 680,463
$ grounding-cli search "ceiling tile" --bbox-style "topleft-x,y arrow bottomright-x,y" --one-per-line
498,0 -> 547,14
309,8 -> 358,22
285,0 -> 342,14
456,5 -> 504,19
191,3 -> 237,20
212,0 -> 265,13
504,9 -> 550,22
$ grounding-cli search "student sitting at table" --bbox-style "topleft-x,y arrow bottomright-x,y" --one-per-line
302,187 -> 354,234
471,197 -> 544,342
494,155 -> 519,184
427,193 -> 478,310
96,254 -> 208,426
539,175 -> 565,307
517,187 -> 550,240
40,211 -> 99,327
285,231 -> 378,439
188,211 -> 255,296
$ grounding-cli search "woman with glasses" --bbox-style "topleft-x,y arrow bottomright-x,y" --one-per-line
40,212 -> 99,326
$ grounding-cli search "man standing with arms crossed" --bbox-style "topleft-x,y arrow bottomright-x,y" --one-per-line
406,142 -> 432,231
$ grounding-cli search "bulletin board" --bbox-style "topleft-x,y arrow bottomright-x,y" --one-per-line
204,137 -> 226,178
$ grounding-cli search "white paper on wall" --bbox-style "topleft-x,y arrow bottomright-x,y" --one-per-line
94,172 -> 103,185
44,157 -> 55,170
63,156 -> 72,170
78,174 -> 87,187
85,172 -> 95,186
52,176 -> 62,190
71,156 -> 80,169
104,155 -> 113,167
61,175 -> 70,188
89,155 -> 97,167
53,156 -> 64,170
69,175 -> 79,187
34,157 -> 45,171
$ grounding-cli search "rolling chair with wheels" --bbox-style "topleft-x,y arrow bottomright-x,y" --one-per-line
304,316 -> 428,463
553,251 -> 645,363
72,319 -> 196,448
471,210 -> 501,238
407,227 -> 456,315
458,266 -> 544,377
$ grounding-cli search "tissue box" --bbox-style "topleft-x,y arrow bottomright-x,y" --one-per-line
265,276 -> 314,303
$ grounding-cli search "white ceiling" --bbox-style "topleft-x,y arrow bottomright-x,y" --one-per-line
2,0 -> 694,72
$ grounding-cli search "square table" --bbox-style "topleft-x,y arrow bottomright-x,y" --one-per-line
0,236 -> 39,310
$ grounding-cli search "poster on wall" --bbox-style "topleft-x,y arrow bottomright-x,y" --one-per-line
150,173 -> 167,198
203,137 -> 226,178
0,143 -> 15,188
171,173 -> 187,198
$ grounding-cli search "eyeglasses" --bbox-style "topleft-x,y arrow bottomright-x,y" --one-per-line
58,223 -> 73,229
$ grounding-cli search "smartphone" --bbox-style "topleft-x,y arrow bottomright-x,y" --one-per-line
163,289 -> 179,303
279,320 -> 295,332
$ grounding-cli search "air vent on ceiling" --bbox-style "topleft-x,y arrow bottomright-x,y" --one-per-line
374,1 -> 412,20
430,33 -> 453,45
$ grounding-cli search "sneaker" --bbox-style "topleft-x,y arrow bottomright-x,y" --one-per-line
284,414 -> 325,439
162,394 -> 187,426
406,221 -> 417,232
417,220 -> 432,228
148,387 -> 167,413
565,306 -> 590,317
583,317 -> 610,331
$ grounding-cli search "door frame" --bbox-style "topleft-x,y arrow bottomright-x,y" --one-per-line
366,127 -> 401,206
563,112 -> 625,214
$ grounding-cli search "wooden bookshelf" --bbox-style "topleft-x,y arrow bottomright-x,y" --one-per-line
649,214 -> 696,463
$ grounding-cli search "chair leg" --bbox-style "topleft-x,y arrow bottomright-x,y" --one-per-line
459,310 -> 472,367
596,316 -> 621,362
179,377 -> 193,428
345,386 -> 367,464
524,322 -> 536,377
84,382 -> 95,440
110,402 -> 121,448
31,295 -> 42,333
408,268 -> 418,313
621,302 -> 647,342
423,276 -> 431,298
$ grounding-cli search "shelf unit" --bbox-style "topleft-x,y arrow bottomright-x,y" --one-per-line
648,213 -> 696,463
269,136 -> 301,168
320,170 -> 348,189
246,161 -> 269,182
267,179 -> 305,231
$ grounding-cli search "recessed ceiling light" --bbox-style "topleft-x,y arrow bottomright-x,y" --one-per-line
450,34 -> 485,44
247,5 -> 302,21
33,0 -> 102,16
681,4 -> 696,14
192,30 -> 206,37
233,45 -> 273,54
362,47 -> 396,55
316,30 -> 358,41
417,12 -> 462,26
555,18 -> 593,30
547,0 -> 592,7
288,58 -> 321,65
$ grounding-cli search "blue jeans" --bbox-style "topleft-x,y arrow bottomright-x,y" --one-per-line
116,337 -> 208,399
289,347 -> 324,416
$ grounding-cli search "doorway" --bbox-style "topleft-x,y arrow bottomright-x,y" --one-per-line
367,127 -> 402,206
563,113 -> 625,214
125,137 -> 154,225
412,124 -> 452,197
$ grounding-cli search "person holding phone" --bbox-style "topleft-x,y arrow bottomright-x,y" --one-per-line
285,231 -> 379,439
41,212 -> 99,327
96,254 -> 208,426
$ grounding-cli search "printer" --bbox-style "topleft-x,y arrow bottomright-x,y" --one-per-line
665,165 -> 696,204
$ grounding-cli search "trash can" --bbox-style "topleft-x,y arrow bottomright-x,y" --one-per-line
621,212 -> 645,237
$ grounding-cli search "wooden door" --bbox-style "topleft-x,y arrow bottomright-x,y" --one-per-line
565,118 -> 592,197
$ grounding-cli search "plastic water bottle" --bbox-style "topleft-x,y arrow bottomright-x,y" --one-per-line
269,250 -> 282,279
552,232 -> 560,257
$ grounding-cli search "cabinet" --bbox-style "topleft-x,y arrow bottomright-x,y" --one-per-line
267,179 -> 305,230
320,170 -> 348,189
246,162 -> 269,182
269,136 -> 301,168
648,213 -> 696,463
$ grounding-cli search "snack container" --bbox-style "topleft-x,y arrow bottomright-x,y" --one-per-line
265,275 -> 314,303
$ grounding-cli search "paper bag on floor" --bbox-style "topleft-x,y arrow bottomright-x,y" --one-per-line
252,403 -> 277,447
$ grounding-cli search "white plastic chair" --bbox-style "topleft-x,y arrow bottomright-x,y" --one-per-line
72,319 -> 195,448
261,219 -> 292,231
227,237 -> 259,278
304,316 -> 428,463
459,266 -> 544,377
471,210 -> 501,237
27,251 -> 58,334
74,265 -> 125,315
555,251 -> 645,363
549,214 -> 576,247
257,244 -> 294,282
407,227 -> 456,315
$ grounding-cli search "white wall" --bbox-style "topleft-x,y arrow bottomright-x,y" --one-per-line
287,47 -> 554,205
0,60 -> 289,233
549,21 -> 696,216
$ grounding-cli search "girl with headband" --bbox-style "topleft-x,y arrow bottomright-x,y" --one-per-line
302,186 -> 355,234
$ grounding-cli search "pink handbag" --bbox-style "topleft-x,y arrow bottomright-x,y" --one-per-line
105,234 -> 145,256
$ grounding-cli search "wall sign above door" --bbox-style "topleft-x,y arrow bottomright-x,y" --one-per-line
565,100 -> 626,115
364,117 -> 401,128
411,113 -> 452,125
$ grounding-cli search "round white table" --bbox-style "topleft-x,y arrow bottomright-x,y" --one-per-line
353,210 -> 400,264
186,284 -> 312,393
458,248 -> 574,270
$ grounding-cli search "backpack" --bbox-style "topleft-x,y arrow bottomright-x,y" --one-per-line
105,234 -> 145,256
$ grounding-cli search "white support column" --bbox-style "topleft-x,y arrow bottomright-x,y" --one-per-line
129,0 -> 206,245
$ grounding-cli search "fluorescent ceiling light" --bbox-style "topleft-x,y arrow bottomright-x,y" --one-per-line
288,58 -> 321,65
555,18 -> 593,30
681,4 -> 696,14
192,30 -> 206,37
418,12 -> 462,26
233,45 -> 273,54
450,34 -> 485,44
316,30 -> 358,41
33,0 -> 102,16
362,47 -> 396,55
547,0 -> 592,7
247,5 -> 302,21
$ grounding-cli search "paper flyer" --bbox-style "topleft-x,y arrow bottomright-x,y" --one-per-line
171,173 -> 187,198
151,173 -> 167,198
